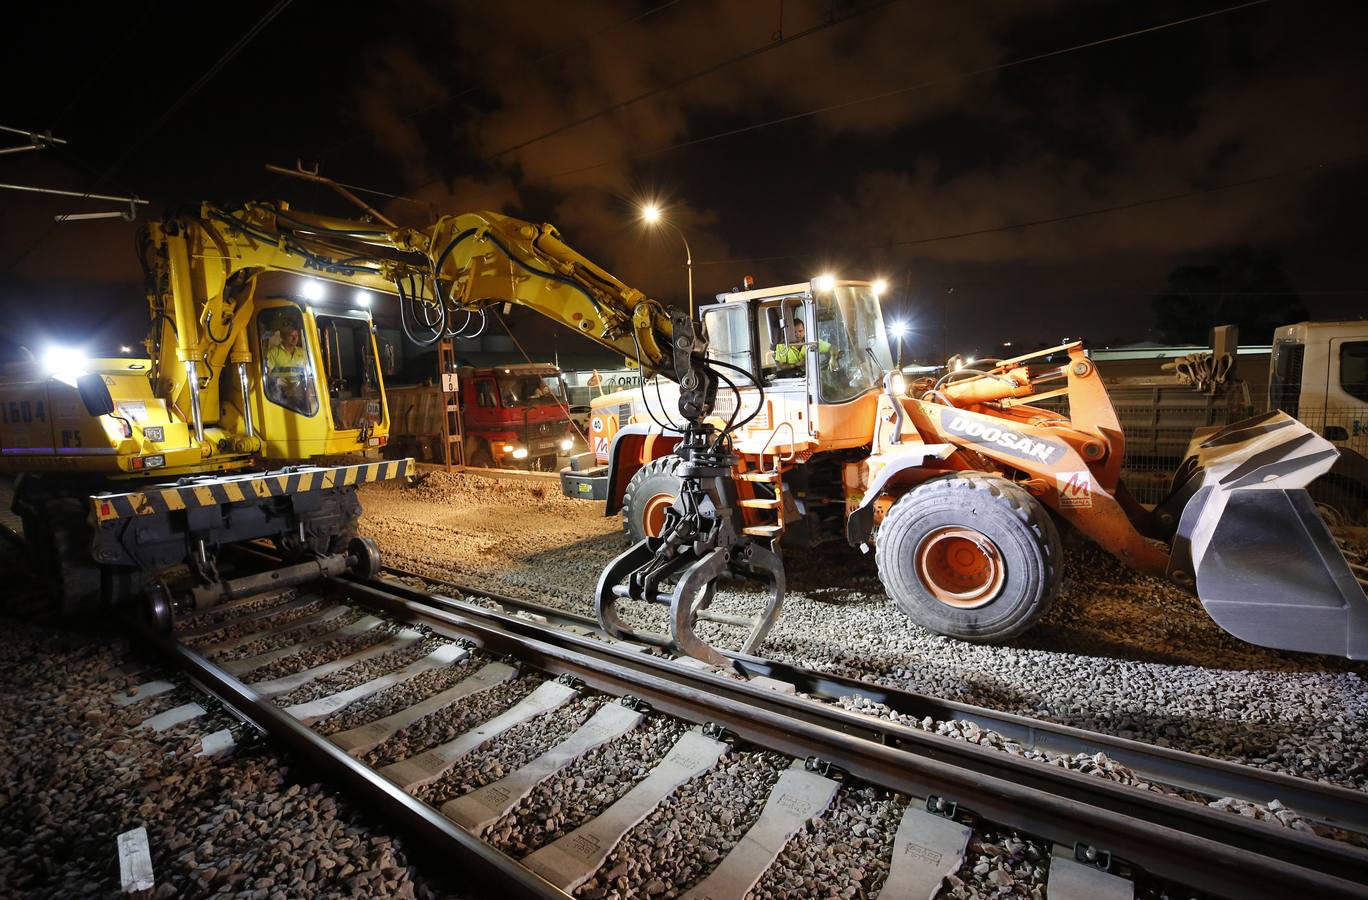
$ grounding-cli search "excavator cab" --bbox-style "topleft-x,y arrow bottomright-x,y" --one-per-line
250,297 -> 390,459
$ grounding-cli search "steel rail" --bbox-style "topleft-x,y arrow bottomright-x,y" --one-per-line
380,563 -> 1368,834
141,626 -> 569,899
328,575 -> 1368,900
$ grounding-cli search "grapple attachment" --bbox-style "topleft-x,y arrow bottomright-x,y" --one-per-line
1156,411 -> 1368,659
595,432 -> 784,668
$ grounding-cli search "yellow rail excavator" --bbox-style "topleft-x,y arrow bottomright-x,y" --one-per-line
3,196 -> 1363,663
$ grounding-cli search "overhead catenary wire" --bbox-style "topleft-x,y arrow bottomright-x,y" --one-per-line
2,0 -> 295,274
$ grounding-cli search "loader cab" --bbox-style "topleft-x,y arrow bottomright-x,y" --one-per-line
701,279 -> 894,406
251,297 -> 390,459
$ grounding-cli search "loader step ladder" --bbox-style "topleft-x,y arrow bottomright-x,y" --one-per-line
739,469 -> 786,539
437,339 -> 465,471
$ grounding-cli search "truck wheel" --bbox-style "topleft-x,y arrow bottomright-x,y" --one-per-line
875,473 -> 1061,643
622,456 -> 682,544
467,442 -> 493,468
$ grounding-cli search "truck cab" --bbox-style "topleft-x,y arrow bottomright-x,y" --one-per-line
461,363 -> 576,470
1269,321 -> 1368,522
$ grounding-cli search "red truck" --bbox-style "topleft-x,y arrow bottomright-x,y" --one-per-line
459,363 -> 578,470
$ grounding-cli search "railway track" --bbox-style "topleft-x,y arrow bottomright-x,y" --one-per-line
376,564 -> 1368,836
116,552 -> 1368,900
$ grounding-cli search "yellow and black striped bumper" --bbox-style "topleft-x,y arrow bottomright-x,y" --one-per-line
92,458 -> 413,523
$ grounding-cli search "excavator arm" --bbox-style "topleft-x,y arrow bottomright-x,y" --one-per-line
145,199 -> 774,667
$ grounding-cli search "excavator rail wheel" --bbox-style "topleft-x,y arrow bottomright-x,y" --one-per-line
877,473 -> 1062,642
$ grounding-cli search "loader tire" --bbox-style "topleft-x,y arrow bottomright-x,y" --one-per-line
622,456 -> 682,544
876,473 -> 1062,643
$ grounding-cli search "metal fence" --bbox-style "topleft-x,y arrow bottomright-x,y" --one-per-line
1111,402 -> 1368,523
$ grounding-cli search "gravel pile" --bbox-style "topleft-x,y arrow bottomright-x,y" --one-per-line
575,748 -> 787,898
0,612 -> 471,899
749,785 -> 903,899
483,714 -> 690,857
360,675 -> 541,767
417,693 -> 606,808
358,475 -> 1368,795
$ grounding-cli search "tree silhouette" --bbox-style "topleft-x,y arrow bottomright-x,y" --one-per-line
1152,247 -> 1307,345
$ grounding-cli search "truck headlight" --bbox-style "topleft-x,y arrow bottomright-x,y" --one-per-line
502,443 -> 515,452
560,438 -> 573,452
512,447 -> 529,460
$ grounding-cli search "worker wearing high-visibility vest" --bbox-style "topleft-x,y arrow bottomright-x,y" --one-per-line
266,323 -> 310,407
774,317 -> 830,366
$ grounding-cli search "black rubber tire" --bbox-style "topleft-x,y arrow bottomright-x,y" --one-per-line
621,456 -> 682,544
875,473 -> 1062,643
467,441 -> 493,469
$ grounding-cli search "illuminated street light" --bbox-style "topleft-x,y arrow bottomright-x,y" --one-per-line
888,320 -> 909,367
638,203 -> 693,319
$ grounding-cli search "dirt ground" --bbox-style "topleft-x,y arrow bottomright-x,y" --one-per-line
358,470 -> 1368,789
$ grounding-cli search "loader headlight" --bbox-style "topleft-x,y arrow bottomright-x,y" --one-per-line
560,438 -> 574,452
512,447 -> 529,460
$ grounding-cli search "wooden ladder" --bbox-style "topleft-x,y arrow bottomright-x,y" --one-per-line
738,469 -> 784,539
438,340 -> 465,470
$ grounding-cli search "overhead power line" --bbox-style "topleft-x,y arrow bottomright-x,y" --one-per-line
542,0 -> 1270,183
2,0 -> 293,274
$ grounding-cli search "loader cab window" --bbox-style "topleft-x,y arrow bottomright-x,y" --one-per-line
758,296 -> 818,384
702,303 -> 753,380
814,284 -> 893,404
316,314 -> 382,429
260,307 -> 318,416
1341,342 -> 1368,403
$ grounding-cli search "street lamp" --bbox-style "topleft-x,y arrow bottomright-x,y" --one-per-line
640,203 -> 694,320
889,320 -> 908,368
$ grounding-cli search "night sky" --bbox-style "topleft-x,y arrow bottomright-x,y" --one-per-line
2,0 -> 1365,366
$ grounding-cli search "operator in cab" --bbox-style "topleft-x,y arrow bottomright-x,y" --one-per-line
266,317 -> 311,409
774,316 -> 831,368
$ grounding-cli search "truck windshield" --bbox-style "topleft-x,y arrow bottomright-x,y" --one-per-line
814,285 -> 893,403
498,374 -> 560,406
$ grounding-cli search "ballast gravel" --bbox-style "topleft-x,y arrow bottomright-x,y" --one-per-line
358,473 -> 1368,797
0,609 -> 472,899
360,675 -> 542,767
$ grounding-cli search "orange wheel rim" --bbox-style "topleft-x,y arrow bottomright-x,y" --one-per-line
642,493 -> 675,537
914,526 -> 1005,609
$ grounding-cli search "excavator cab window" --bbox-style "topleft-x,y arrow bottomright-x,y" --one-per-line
316,313 -> 382,431
260,307 -> 318,417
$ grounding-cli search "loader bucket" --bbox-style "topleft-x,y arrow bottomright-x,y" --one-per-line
1157,412 -> 1368,659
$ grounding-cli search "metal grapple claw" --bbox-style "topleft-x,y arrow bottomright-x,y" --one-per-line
595,426 -> 785,668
